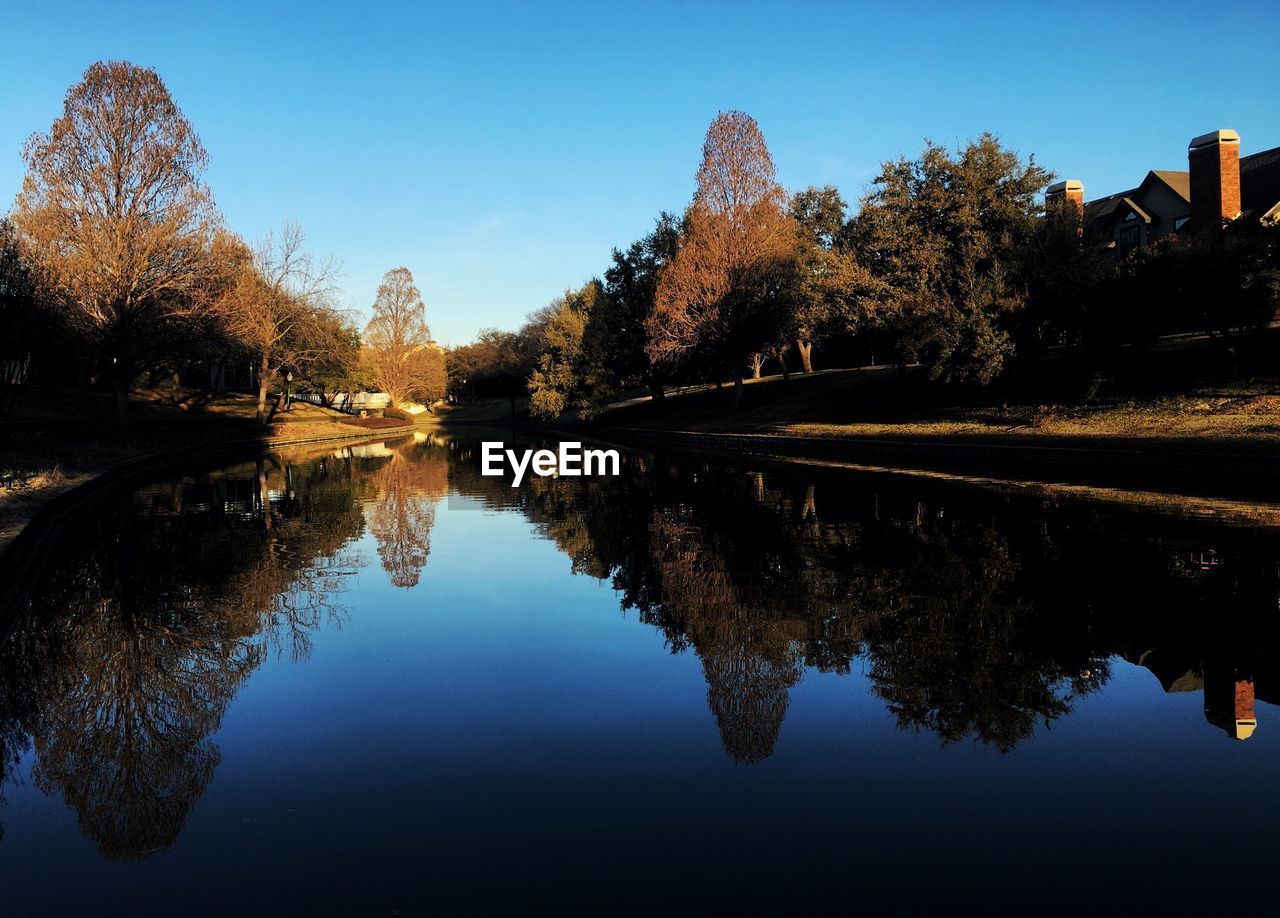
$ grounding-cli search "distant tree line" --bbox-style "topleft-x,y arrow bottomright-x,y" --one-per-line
1,60 -> 446,426
450,111 -> 1279,419
6,66 -> 1275,427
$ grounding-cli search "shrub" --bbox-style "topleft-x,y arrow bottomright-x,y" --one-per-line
382,406 -> 413,422
339,416 -> 410,430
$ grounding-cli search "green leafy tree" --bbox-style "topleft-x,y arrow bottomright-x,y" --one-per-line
788,185 -> 871,373
850,133 -> 1051,383
594,212 -> 683,401
0,218 -> 74,412
446,328 -> 531,418
527,280 -> 605,420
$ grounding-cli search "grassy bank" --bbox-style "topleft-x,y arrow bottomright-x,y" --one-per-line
595,366 -> 1280,453
571,366 -> 1280,503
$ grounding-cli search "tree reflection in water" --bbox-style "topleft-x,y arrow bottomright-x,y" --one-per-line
450,438 -> 1280,759
362,438 -> 450,589
1,433 -> 1279,859
0,445 -> 378,859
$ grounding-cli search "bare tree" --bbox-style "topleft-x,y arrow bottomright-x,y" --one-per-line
363,267 -> 446,408
207,223 -> 345,424
12,60 -> 218,424
647,111 -> 798,409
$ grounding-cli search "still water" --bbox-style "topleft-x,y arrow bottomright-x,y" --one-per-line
1,431 -> 1279,915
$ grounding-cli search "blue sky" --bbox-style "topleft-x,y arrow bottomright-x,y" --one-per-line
2,0 -> 1277,344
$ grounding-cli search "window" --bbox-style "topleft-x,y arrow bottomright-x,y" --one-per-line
1118,225 -> 1141,248
1174,216 -> 1190,232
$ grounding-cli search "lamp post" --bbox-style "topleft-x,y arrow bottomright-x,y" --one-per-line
285,370 -> 294,411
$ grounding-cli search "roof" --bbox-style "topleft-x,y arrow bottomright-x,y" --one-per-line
1121,196 -> 1153,223
1083,188 -> 1135,222
1149,170 -> 1190,201
1242,145 -> 1280,217
1190,128 -> 1241,150
1080,144 -> 1280,230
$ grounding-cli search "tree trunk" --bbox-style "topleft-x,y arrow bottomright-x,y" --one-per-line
648,378 -> 665,402
750,353 -> 764,380
797,339 -> 813,374
257,458 -> 272,531
509,395 -> 517,419
732,374 -> 744,412
266,391 -> 284,424
256,354 -> 271,426
112,378 -> 129,427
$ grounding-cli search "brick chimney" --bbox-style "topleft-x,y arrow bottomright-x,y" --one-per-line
1205,670 -> 1258,740
1045,179 -> 1084,211
1188,129 -> 1241,229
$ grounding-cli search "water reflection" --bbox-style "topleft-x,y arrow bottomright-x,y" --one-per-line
445,439 -> 1280,756
0,440 -> 446,859
1,431 -> 1278,860
363,441 -> 449,589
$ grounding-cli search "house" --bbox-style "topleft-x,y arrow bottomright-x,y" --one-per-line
1046,129 -> 1280,249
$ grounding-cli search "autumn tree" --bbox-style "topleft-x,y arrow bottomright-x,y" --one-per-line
362,267 -> 446,408
848,134 -> 1050,383
648,111 -> 800,408
365,442 -> 449,588
206,223 -> 348,425
12,60 -> 219,424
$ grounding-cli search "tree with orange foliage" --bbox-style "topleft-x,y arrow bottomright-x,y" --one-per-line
363,267 -> 446,409
647,111 -> 799,407
13,60 -> 219,424
206,223 -> 348,425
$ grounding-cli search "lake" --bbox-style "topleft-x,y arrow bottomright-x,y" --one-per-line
1,430 -> 1279,915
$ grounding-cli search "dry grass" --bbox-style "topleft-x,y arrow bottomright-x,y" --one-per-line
600,368 -> 1280,456
787,389 -> 1280,445
0,433 -> 138,550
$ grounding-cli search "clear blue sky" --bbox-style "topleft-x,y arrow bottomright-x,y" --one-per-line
2,0 -> 1277,344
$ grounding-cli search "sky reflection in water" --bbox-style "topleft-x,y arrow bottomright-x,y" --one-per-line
1,431 -> 1278,915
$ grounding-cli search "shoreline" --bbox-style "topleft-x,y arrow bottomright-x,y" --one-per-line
440,417 -> 1280,519
590,426 -> 1280,502
7,415 -> 1279,619
0,422 -> 419,619
594,427 -> 1280,528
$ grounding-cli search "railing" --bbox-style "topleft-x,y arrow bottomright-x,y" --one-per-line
292,392 -> 391,415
